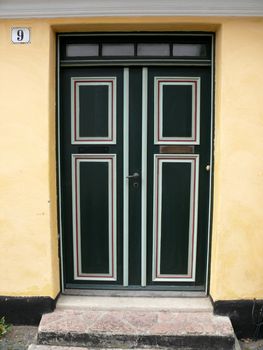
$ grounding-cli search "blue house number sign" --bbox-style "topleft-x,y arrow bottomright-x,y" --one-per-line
11,27 -> 30,44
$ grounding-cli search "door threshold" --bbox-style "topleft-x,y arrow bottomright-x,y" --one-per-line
64,288 -> 207,298
57,293 -> 212,312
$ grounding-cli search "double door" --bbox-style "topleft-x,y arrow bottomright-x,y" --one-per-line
60,65 -> 211,290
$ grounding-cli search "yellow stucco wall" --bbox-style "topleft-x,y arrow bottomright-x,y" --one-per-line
0,16 -> 262,300
210,19 -> 263,300
0,21 -> 59,298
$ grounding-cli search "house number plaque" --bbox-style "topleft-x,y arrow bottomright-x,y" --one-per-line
11,27 -> 30,44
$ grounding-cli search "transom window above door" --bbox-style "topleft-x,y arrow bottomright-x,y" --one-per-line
59,34 -> 212,62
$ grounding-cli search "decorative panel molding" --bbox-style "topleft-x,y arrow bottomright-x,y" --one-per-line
71,77 -> 116,144
152,154 -> 199,282
1,0 -> 263,18
154,77 -> 200,145
72,154 -> 117,281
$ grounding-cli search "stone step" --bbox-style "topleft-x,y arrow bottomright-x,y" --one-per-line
56,296 -> 213,313
28,346 -> 88,350
37,309 -> 235,349
28,346 -> 205,350
29,345 -> 241,350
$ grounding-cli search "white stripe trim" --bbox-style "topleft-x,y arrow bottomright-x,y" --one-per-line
123,68 -> 129,287
141,67 -> 148,287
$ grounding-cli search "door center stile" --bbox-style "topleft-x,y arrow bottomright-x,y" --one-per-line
123,67 -> 129,287
123,67 -> 149,287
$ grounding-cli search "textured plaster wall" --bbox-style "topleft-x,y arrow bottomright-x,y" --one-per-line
210,19 -> 263,300
0,17 -> 262,299
0,20 -> 59,298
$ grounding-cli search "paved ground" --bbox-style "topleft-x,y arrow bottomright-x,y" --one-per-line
239,339 -> 263,350
0,326 -> 38,350
0,325 -> 263,349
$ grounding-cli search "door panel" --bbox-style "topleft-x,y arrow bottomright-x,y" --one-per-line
154,76 -> 200,144
60,65 -> 211,291
152,154 -> 199,282
146,67 -> 211,288
72,154 -> 117,281
61,67 -> 124,286
71,76 -> 117,144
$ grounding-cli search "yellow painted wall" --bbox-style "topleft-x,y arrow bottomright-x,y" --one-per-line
0,16 -> 262,300
210,19 -> 263,300
0,20 -> 59,298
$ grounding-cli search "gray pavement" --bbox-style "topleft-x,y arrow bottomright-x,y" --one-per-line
239,339 -> 263,350
0,326 -> 38,350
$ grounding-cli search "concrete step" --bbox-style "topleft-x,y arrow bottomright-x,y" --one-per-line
37,308 -> 235,349
30,346 -> 233,350
56,296 -> 213,312
28,346 -> 88,350
29,344 -> 241,350
28,346 -> 209,350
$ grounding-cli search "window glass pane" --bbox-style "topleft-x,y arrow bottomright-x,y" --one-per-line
66,44 -> 99,57
172,44 -> 206,57
102,44 -> 134,56
137,44 -> 170,56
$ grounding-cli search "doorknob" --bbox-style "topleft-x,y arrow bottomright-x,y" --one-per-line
126,172 -> 140,179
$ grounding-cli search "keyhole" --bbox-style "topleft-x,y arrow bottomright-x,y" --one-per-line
133,182 -> 139,189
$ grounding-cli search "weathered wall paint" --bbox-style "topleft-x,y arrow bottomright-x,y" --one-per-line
0,21 -> 59,298
210,19 -> 263,300
0,17 -> 262,300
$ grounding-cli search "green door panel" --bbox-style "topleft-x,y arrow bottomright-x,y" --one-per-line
59,64 -> 212,291
60,67 -> 124,287
160,161 -> 192,275
146,67 -> 211,288
78,85 -> 109,138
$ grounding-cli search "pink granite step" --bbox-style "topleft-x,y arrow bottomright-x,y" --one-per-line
28,347 -> 192,350
28,346 -> 88,350
37,309 -> 235,349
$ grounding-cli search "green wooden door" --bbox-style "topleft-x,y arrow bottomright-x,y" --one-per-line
60,65 -> 211,291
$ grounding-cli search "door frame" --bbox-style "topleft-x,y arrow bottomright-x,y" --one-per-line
56,32 -> 215,295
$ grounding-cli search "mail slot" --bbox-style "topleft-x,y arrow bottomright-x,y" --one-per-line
159,146 -> 194,154
78,146 -> 109,154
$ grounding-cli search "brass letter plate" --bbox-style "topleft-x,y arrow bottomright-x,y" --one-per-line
160,146 -> 194,154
